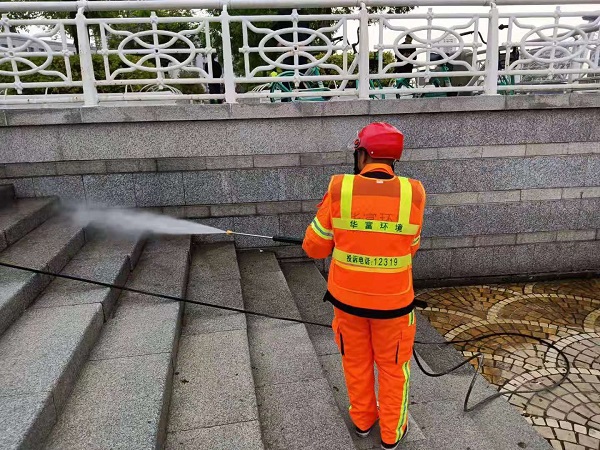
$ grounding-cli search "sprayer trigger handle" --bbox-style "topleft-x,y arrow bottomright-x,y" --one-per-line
272,235 -> 304,245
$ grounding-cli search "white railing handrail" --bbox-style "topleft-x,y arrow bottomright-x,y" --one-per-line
2,0 -> 600,12
1,2 -> 599,106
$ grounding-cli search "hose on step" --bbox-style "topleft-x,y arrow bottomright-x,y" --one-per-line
0,260 -> 571,414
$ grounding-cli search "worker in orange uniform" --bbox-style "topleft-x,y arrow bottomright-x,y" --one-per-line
302,122 -> 426,450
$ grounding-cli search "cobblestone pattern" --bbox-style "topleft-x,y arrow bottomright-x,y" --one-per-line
416,278 -> 600,450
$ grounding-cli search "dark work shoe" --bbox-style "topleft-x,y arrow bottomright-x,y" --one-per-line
354,422 -> 376,438
381,423 -> 408,449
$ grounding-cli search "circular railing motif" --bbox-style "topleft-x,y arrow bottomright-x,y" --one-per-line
520,24 -> 589,64
0,33 -> 53,76
393,26 -> 464,66
258,27 -> 332,71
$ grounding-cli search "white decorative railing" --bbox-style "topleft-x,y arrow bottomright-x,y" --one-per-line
0,1 -> 599,106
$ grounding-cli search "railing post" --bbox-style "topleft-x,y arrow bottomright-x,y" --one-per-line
220,5 -> 237,104
75,6 -> 98,106
484,2 -> 499,95
358,2 -> 370,100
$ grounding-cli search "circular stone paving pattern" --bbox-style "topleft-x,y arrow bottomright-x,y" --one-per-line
416,278 -> 600,450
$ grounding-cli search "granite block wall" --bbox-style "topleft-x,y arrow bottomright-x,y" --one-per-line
1,94 -> 599,283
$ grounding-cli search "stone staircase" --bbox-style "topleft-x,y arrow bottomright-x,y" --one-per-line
0,189 -> 551,450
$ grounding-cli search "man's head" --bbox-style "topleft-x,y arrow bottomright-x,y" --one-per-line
353,122 -> 404,174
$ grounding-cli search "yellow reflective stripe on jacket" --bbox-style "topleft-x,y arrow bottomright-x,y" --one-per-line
411,235 -> 421,246
408,310 -> 415,326
332,218 -> 419,236
332,248 -> 412,271
398,177 -> 413,224
340,174 -> 354,219
310,217 -> 333,241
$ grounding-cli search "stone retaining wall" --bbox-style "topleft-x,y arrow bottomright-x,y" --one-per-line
1,94 -> 599,283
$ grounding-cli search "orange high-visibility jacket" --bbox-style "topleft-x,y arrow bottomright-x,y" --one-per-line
303,163 -> 426,318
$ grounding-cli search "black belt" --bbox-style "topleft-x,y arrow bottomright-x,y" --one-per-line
323,291 -> 424,319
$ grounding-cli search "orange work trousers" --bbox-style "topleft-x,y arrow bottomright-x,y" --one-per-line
332,307 -> 416,445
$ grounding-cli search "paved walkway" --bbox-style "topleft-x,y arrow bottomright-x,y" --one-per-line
416,278 -> 600,450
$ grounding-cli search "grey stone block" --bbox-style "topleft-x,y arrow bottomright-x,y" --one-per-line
0,197 -> 56,246
526,142 -> 568,156
516,231 -> 557,244
428,236 -> 475,249
0,268 -> 48,339
90,299 -> 181,361
168,331 -> 258,431
183,171 -> 231,205
5,108 -> 82,127
5,162 -> 57,178
157,157 -> 206,172
507,93 -> 571,110
0,184 -> 12,208
210,203 -> 256,217
474,233 -> 517,247
477,191 -> 521,203
450,246 -> 498,278
248,323 -> 323,387
0,394 -> 56,450
494,244 -> 536,276
300,152 -> 346,166
56,160 -> 107,176
34,176 -> 86,204
521,188 -> 563,201
232,215 -> 280,248
33,256 -> 129,315
279,213 -> 312,240
174,205 -> 211,219
228,169 -> 280,203
256,201 -> 301,215
301,200 -> 320,212
525,155 -> 589,189
412,249 -> 453,280
0,110 -> 5,127
427,192 -> 478,206
254,154 -> 300,168
255,378 -> 355,450
562,186 -> 600,199
406,148 -> 438,160
166,420 -> 264,450
481,144 -> 526,158
556,229 -> 597,242
44,352 -> 173,450
205,155 -> 253,170
8,178 -> 36,198
0,304 -> 102,415
238,251 -> 302,327
568,141 -> 600,154
105,158 -> 157,173
134,172 -> 185,207
586,155 -> 600,187
437,146 -> 483,159
279,167 -> 327,201
83,174 -> 136,208
578,198 -> 600,230
190,242 -> 239,282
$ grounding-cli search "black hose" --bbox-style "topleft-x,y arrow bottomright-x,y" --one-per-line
0,260 -> 571,413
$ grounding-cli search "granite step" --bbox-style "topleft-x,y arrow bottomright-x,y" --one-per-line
44,236 -> 191,450
238,250 -> 355,450
0,197 -> 57,252
0,234 -> 145,450
166,243 -> 264,450
0,214 -> 85,336
0,184 -> 15,208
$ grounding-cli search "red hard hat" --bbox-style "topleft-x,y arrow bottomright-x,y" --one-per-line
354,122 -> 404,160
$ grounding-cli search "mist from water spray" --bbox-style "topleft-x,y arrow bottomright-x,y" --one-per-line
73,208 -> 227,236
